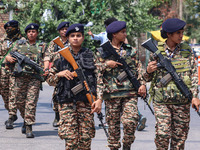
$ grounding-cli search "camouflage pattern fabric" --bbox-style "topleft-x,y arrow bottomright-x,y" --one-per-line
12,75 -> 40,124
0,35 -> 24,111
143,42 -> 198,104
153,102 -> 190,150
143,42 -> 196,149
47,37 -> 66,112
105,97 -> 138,149
58,102 -> 95,150
8,40 -> 49,125
95,43 -> 145,101
95,42 -> 145,149
8,76 -> 17,115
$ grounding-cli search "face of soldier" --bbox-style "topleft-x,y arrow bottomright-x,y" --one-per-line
59,27 -> 68,38
27,29 -> 38,42
113,28 -> 127,43
167,29 -> 184,44
68,32 -> 84,48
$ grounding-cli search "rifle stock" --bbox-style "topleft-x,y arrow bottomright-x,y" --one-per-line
53,36 -> 65,48
53,37 -> 78,77
54,37 -> 109,137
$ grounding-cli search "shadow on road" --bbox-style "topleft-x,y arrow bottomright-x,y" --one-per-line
34,130 -> 58,137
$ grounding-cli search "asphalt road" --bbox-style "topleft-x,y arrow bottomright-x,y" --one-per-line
0,82 -> 200,150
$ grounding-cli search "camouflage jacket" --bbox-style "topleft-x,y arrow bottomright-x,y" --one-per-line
46,37 -> 68,86
47,37 -> 68,63
10,39 -> 49,77
0,35 -> 26,73
143,42 -> 198,104
95,42 -> 146,100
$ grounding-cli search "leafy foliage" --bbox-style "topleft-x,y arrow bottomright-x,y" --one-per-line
184,0 -> 200,43
2,0 -> 164,48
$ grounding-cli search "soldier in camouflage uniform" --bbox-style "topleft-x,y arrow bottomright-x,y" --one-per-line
1,20 -> 25,125
95,21 -> 146,150
47,21 -> 70,127
5,23 -> 50,138
47,23 -> 102,150
143,18 -> 200,150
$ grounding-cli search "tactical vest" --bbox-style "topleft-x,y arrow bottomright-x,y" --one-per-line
56,48 -> 97,104
13,40 -> 44,76
98,43 -> 138,99
150,42 -> 193,104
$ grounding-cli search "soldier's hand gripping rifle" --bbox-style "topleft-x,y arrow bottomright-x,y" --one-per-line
141,38 -> 200,117
101,41 -> 154,115
10,51 -> 44,74
53,37 -> 109,138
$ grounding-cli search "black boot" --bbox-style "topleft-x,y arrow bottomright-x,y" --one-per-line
53,112 -> 60,127
5,115 -> 17,129
26,125 -> 34,138
5,115 -> 18,125
123,145 -> 130,150
21,121 -> 26,134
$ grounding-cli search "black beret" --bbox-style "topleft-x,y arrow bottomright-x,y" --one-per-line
57,22 -> 70,30
65,23 -> 84,37
106,21 -> 126,34
162,18 -> 186,33
4,20 -> 19,29
25,23 -> 39,33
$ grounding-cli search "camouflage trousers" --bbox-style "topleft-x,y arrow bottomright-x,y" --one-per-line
9,75 -> 40,125
8,76 -> 18,115
58,102 -> 95,150
153,102 -> 190,150
105,97 -> 139,149
0,67 -> 10,110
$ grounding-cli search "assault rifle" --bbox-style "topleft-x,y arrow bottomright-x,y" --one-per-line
10,51 -> 44,74
53,37 -> 109,138
141,38 -> 200,117
10,51 -> 44,81
101,41 -> 154,115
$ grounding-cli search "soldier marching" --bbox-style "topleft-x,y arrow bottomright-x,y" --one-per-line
0,17 -> 200,150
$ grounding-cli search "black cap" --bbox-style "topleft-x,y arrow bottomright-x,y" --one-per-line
104,17 -> 118,26
106,21 -> 126,34
162,18 -> 186,33
57,22 -> 70,30
65,23 -> 84,37
4,20 -> 19,29
25,23 -> 39,33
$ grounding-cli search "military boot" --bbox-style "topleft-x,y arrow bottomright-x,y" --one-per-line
137,115 -> 147,131
5,115 -> 17,129
53,112 -> 60,127
21,121 -> 26,134
123,145 -> 131,150
26,125 -> 34,138
5,115 -> 18,125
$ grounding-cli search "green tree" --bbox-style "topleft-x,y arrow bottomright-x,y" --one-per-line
2,0 -> 165,48
184,0 -> 200,43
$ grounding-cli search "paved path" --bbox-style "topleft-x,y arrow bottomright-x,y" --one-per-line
0,82 -> 200,150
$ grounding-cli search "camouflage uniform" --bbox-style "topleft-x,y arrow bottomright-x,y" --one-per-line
47,46 -> 96,150
0,34 -> 24,112
143,42 -> 198,150
47,37 -> 68,113
95,43 -> 146,149
9,39 -> 49,125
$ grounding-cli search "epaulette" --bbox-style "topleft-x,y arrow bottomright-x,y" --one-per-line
17,39 -> 27,45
